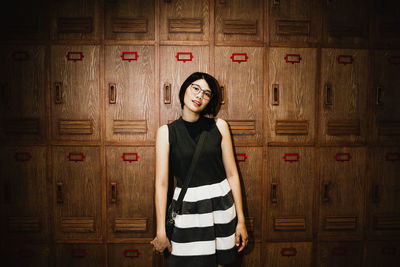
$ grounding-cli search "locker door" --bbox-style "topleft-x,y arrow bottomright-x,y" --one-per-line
267,48 -> 316,145
53,146 -> 101,241
2,242 -> 50,267
372,0 -> 400,48
265,242 -> 312,267
318,147 -> 366,239
55,244 -> 104,267
0,146 -> 48,242
215,47 -> 263,146
268,0 -> 320,45
50,45 -> 100,141
322,0 -> 369,47
159,46 -> 209,126
104,0 -> 155,40
266,147 -> 314,240
368,147 -> 400,239
215,0 -> 264,43
105,46 -> 156,143
106,146 -> 155,240
159,0 -> 209,41
317,241 -> 363,267
372,50 -> 400,144
0,45 -> 46,141
319,49 -> 368,145
108,243 -> 154,267
366,241 -> 400,267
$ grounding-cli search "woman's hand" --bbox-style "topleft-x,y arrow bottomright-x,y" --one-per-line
235,222 -> 248,252
150,234 -> 172,254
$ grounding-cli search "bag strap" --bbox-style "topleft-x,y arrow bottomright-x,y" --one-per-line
173,130 -> 208,214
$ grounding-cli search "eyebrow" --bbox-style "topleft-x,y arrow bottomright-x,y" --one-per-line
192,83 -> 212,92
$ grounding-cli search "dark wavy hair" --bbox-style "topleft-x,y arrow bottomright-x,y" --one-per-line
179,72 -> 221,117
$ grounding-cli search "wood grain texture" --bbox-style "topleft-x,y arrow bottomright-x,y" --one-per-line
317,241 -> 363,267
1,243 -> 49,267
265,242 -> 312,267
105,45 -> 155,142
371,1 -> 400,48
108,243 -> 153,267
266,147 -> 314,240
51,45 -> 100,141
104,0 -> 155,40
56,244 -> 105,267
215,46 -> 263,146
365,241 -> 400,267
267,48 -> 316,144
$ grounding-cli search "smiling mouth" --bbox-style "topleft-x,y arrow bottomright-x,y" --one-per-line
192,100 -> 201,106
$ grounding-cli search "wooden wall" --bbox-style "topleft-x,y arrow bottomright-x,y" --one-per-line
1,0 -> 399,266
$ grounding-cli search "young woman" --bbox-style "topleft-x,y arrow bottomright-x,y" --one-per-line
151,72 -> 248,267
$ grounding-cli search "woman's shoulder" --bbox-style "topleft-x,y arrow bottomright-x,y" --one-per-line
214,118 -> 230,137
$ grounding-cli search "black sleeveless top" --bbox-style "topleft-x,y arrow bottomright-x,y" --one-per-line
168,116 -> 226,188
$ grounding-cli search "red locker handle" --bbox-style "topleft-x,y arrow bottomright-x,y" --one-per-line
70,249 -> 88,258
231,53 -> 248,64
283,153 -> 299,163
121,52 -> 139,62
176,52 -> 193,63
381,246 -> 397,255
122,153 -> 139,162
388,56 -> 400,66
337,55 -> 353,65
123,249 -> 140,258
385,153 -> 400,161
280,247 -> 297,257
14,152 -> 32,162
284,54 -> 302,64
12,51 -> 30,61
67,153 -> 85,162
332,247 -> 348,256
66,52 -> 84,62
235,153 -> 248,163
335,153 -> 351,162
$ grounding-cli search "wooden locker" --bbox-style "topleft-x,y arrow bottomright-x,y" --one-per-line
266,147 -> 314,240
366,241 -> 400,267
367,147 -> 400,239
0,45 -> 46,141
318,147 -> 366,240
317,241 -> 363,267
264,242 -> 312,267
106,146 -> 155,240
234,147 -> 262,241
268,0 -> 320,45
108,243 -> 154,267
104,0 -> 155,40
52,146 -> 101,241
319,49 -> 368,145
55,244 -> 105,267
227,241 -> 261,267
105,45 -> 156,143
372,0 -> 400,48
267,48 -> 317,145
322,0 -> 369,47
215,0 -> 264,43
50,45 -> 100,141
0,146 -> 49,242
372,50 -> 400,144
2,242 -> 50,267
159,0 -> 209,41
215,46 -> 263,146
159,45 -> 209,126
50,0 -> 100,41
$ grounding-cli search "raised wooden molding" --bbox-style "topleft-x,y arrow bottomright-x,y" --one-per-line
59,120 -> 93,135
112,18 -> 147,33
168,18 -> 203,33
275,120 -> 308,135
113,218 -> 147,232
378,121 -> 400,136
328,24 -> 364,38
113,120 -> 147,134
327,120 -> 360,136
374,216 -> 400,230
324,216 -> 357,230
5,118 -> 40,135
223,20 -> 257,35
226,120 -> 256,135
8,217 -> 41,233
61,217 -> 95,233
57,17 -> 93,33
274,217 -> 306,231
276,20 -> 310,36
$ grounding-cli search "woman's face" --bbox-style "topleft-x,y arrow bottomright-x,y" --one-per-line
183,79 -> 212,114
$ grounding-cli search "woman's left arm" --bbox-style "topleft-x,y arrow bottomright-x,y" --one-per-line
216,118 -> 248,252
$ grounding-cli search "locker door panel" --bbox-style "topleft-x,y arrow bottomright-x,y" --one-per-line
3,243 -> 50,267
266,147 -> 314,240
265,242 -> 312,267
159,0 -> 209,41
215,47 -> 263,146
105,0 -> 155,40
215,0 -> 263,43
0,45 -> 46,141
234,147 -> 262,241
160,46 -> 209,126
372,50 -> 400,144
106,146 -> 155,240
56,244 -> 104,267
267,48 -> 316,145
318,147 -> 366,239
366,241 -> 400,267
105,46 -> 156,142
372,0 -> 400,48
317,242 -> 362,267
0,146 -> 48,241
108,243 -> 153,267
268,0 -> 319,45
319,49 -> 368,145
53,146 -> 101,241
51,45 -> 100,141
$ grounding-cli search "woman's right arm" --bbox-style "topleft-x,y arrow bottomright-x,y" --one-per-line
150,125 -> 172,253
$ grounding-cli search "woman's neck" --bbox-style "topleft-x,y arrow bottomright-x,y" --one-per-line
182,106 -> 200,122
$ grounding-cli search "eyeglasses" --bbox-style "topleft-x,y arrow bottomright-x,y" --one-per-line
190,84 -> 213,100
